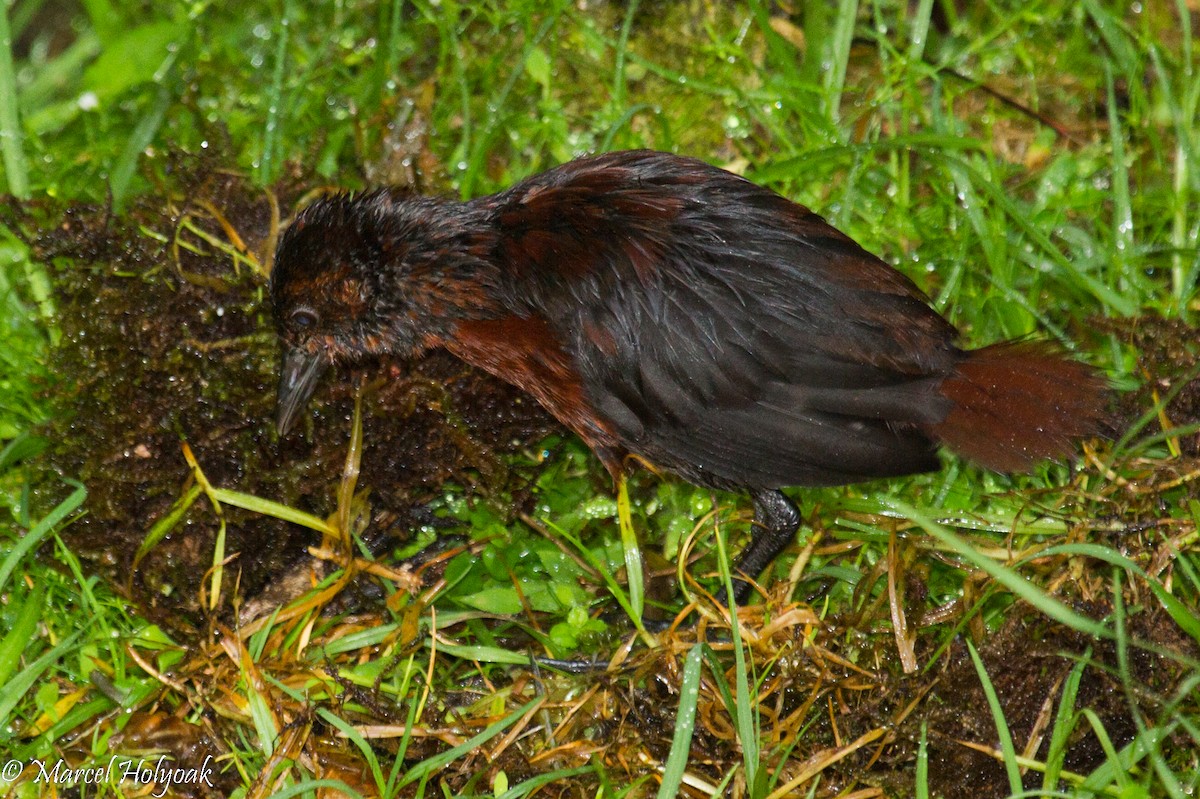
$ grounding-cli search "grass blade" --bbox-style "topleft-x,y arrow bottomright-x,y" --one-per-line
915,721 -> 929,799
655,644 -> 704,799
894,502 -> 1112,640
0,583 -> 45,688
0,1 -> 27,198
714,520 -> 759,792
257,0 -> 294,187
1038,542 -> 1200,644
110,80 -> 171,212
0,481 -> 86,595
824,0 -> 858,123
967,639 -> 1023,796
0,631 -> 82,735
209,487 -> 336,534
616,476 -> 645,623
1042,653 -> 1088,794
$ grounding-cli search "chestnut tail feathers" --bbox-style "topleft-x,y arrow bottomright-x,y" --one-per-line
927,342 -> 1107,473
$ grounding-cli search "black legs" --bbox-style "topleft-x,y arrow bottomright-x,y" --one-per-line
718,488 -> 801,605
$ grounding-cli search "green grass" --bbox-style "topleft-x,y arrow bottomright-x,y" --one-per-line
2,0 -> 1199,796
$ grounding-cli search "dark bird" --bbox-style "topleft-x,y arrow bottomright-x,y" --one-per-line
270,150 -> 1106,603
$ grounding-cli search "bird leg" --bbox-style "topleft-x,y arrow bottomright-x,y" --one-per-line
722,489 -> 801,605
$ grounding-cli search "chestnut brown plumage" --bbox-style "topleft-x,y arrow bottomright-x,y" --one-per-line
270,150 -> 1106,603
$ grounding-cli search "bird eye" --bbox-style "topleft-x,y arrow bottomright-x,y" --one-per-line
290,308 -> 319,330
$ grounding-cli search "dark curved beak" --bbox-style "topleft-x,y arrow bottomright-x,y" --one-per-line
275,347 -> 330,435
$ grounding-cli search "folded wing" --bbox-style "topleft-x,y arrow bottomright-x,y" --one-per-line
487,151 -> 963,489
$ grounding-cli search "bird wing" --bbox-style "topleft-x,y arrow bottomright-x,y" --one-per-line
487,152 -> 960,489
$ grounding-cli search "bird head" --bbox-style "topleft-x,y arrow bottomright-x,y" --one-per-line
269,190 -> 499,434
